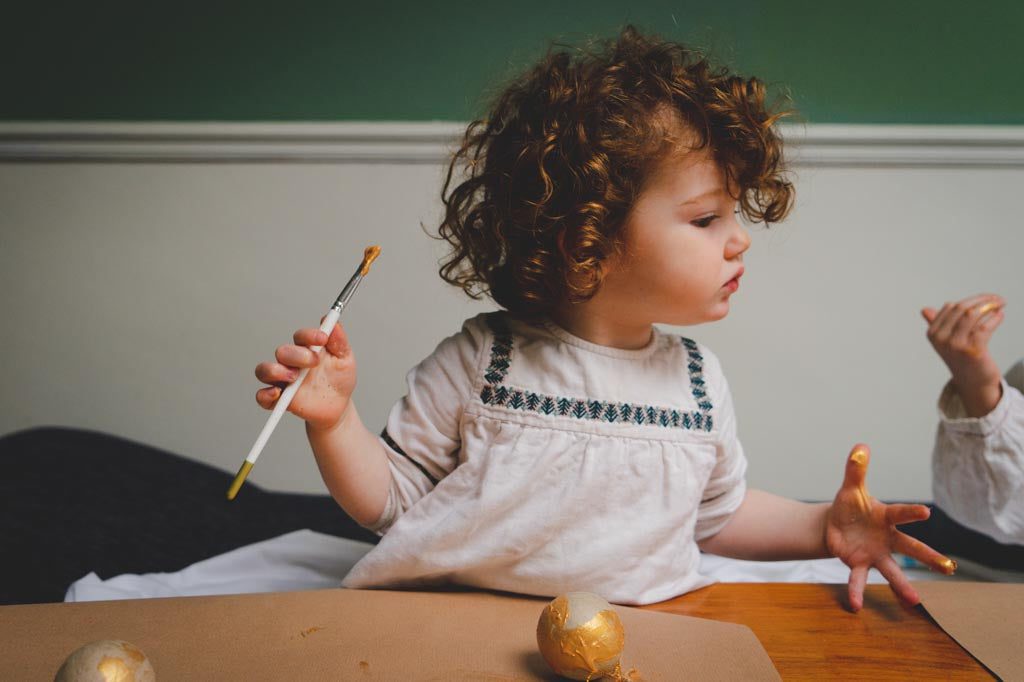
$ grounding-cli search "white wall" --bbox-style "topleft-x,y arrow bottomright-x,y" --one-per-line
1,124 -> 1021,502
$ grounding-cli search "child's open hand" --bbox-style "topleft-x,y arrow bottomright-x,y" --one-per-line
254,321 -> 357,432
825,444 -> 955,612
922,294 -> 1004,412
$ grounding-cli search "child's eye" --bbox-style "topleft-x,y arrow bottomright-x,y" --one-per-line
692,214 -> 718,228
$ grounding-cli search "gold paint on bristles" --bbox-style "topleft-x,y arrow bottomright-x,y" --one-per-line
360,245 -> 382,275
226,461 -> 254,500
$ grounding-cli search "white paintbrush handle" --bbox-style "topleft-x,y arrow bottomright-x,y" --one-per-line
244,308 -> 342,465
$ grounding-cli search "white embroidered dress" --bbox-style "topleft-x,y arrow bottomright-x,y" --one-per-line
341,312 -> 748,605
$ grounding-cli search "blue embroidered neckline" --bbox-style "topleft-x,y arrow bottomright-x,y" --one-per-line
479,314 -> 714,432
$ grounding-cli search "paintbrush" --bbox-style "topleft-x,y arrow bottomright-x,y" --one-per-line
227,245 -> 381,500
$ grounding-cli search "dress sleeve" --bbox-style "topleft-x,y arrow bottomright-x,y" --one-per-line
932,360 -> 1024,545
362,315 -> 488,535
693,344 -> 749,541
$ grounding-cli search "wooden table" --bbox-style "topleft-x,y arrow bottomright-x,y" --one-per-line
1,583 -> 993,680
645,583 -> 992,680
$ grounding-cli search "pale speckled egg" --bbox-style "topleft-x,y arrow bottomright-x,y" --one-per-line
537,591 -> 625,680
54,639 -> 156,682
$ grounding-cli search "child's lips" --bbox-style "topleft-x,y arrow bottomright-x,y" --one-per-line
723,268 -> 744,292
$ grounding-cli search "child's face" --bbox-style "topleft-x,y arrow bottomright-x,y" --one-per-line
603,146 -> 750,327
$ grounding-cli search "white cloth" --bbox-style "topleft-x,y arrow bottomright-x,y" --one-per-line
64,530 -> 373,602
699,553 -> 943,584
342,312 -> 748,605
932,360 -> 1024,545
65,530 -> 980,603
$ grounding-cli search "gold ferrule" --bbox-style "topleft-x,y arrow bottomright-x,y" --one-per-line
226,461 -> 254,501
359,245 -> 382,275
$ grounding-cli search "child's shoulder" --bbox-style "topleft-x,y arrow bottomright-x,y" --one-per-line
423,311 -> 521,372
675,335 -> 726,375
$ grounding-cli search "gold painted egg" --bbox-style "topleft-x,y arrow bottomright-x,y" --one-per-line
54,639 -> 156,682
537,591 -> 625,680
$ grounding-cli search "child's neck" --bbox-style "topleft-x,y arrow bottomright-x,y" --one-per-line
548,303 -> 654,351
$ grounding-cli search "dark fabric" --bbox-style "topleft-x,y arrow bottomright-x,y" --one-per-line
2,427 -> 1021,606
901,504 -> 1024,572
0,427 -> 379,606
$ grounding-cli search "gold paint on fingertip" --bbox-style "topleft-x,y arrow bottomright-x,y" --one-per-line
226,461 -> 254,500
939,558 -> 957,575
850,450 -> 868,466
976,301 -> 1004,316
359,245 -> 382,275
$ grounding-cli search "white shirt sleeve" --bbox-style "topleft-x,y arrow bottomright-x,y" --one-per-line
932,359 -> 1024,545
693,346 -> 749,541
362,315 -> 488,535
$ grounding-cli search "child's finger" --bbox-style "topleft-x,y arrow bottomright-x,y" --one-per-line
960,299 -> 1004,355
324,322 -> 352,358
965,309 -> 1004,356
976,308 -> 1005,334
875,555 -> 920,606
948,304 -> 983,350
926,302 -> 953,338
973,294 -> 1004,316
255,361 -> 298,387
920,307 -> 938,324
931,302 -> 963,343
884,503 -> 930,525
294,328 -> 329,347
275,344 -> 320,368
847,565 -> 869,612
957,294 -> 1001,327
255,386 -> 281,409
841,443 -> 870,490
892,531 -> 956,575
948,294 -> 1002,341
974,299 -> 1005,332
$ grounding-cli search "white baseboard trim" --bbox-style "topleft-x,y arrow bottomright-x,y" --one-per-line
2,121 -> 1023,167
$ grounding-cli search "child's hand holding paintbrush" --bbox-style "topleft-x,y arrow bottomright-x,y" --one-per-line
227,247 -> 394,526
922,292 -> 1006,418
253,317 -> 357,432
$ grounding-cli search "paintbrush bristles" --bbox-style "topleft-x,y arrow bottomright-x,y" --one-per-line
360,245 -> 382,275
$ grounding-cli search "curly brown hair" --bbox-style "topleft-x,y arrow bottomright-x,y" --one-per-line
434,25 -> 795,317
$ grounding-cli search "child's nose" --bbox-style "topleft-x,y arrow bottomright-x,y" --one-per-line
726,222 -> 751,259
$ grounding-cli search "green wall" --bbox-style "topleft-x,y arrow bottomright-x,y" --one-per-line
4,1 -> 1022,124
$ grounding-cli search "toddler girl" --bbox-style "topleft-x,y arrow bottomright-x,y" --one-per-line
255,26 -> 952,609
